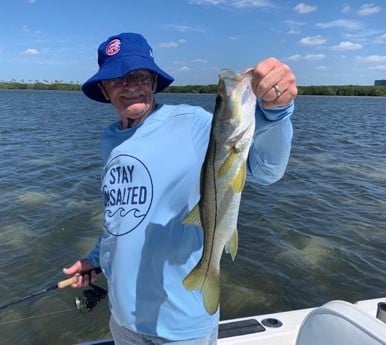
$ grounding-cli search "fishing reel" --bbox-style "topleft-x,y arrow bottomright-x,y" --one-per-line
74,283 -> 107,312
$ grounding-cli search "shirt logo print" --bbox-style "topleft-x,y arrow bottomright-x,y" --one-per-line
102,154 -> 153,236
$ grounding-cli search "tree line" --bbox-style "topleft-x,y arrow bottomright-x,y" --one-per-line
0,81 -> 80,91
1,81 -> 385,96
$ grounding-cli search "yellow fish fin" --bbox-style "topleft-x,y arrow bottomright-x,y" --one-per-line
218,151 -> 238,177
182,204 -> 201,226
225,229 -> 238,261
230,162 -> 246,192
183,265 -> 220,315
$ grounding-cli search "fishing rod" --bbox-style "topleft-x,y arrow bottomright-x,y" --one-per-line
0,267 -> 102,311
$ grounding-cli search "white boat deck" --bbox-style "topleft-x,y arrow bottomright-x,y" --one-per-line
76,297 -> 386,345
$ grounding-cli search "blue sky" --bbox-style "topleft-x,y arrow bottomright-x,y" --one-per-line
1,0 -> 385,86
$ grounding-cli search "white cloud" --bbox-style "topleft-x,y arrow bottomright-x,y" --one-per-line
299,35 -> 326,45
286,20 -> 305,26
192,58 -> 208,63
166,25 -> 203,33
21,48 -> 40,55
189,0 -> 224,4
333,41 -> 362,51
158,39 -> 186,48
287,54 -> 302,61
376,32 -> 386,43
341,4 -> 351,14
285,20 -> 305,34
189,0 -> 275,8
316,19 -> 362,30
343,29 -> 383,41
305,54 -> 326,60
231,0 -> 274,7
180,66 -> 190,71
357,55 -> 386,71
294,3 -> 317,14
159,42 -> 178,48
21,25 -> 40,35
357,55 -> 386,64
357,4 -> 381,16
287,54 -> 325,61
368,65 -> 386,71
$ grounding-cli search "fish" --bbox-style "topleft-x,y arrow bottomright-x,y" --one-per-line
183,68 -> 257,314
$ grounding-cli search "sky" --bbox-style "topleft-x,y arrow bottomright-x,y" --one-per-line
0,0 -> 385,86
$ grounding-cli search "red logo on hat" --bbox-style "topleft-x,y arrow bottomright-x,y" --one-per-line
106,39 -> 121,56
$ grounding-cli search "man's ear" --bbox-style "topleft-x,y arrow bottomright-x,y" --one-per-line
98,83 -> 110,101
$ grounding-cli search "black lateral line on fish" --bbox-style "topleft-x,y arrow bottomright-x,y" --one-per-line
203,139 -> 219,288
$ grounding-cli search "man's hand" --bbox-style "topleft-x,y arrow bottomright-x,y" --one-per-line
252,57 -> 297,108
62,259 -> 97,288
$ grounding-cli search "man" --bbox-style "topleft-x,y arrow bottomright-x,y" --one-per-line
63,32 -> 297,345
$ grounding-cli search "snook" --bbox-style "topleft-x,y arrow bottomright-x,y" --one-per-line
183,68 -> 257,314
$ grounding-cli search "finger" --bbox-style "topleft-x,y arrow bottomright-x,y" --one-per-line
78,268 -> 99,287
262,81 -> 290,103
70,273 -> 91,288
252,57 -> 283,98
252,57 -> 278,83
262,82 -> 298,109
63,259 -> 96,275
253,59 -> 297,108
62,260 -> 83,276
73,270 -> 96,288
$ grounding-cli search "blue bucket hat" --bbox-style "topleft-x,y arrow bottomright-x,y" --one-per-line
82,33 -> 174,103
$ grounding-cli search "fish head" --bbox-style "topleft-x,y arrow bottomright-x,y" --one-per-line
214,69 -> 256,145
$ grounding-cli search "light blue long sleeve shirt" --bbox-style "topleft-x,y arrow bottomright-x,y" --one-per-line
86,102 -> 293,340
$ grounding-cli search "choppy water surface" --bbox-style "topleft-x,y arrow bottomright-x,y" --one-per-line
0,90 -> 385,344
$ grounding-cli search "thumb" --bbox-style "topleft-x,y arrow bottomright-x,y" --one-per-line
62,260 -> 94,276
62,260 -> 83,276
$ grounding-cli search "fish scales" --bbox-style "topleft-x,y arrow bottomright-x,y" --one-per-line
183,68 -> 257,314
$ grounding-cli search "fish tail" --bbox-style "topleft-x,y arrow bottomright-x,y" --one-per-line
183,266 -> 220,315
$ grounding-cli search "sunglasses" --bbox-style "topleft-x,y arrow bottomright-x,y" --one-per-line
104,72 -> 155,88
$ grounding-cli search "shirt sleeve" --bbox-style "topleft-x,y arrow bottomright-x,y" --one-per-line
85,236 -> 101,267
247,100 -> 294,185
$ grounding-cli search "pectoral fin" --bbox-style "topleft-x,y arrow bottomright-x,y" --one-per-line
218,151 -> 238,177
182,204 -> 202,226
230,162 -> 246,192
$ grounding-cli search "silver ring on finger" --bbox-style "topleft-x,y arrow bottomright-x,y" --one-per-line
274,84 -> 282,97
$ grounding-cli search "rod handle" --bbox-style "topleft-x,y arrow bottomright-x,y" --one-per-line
57,267 -> 102,289
58,276 -> 78,289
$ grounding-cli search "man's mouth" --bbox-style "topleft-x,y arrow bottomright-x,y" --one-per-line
119,94 -> 144,106
122,94 -> 142,100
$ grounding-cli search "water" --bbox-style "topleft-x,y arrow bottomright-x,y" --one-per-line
0,90 -> 385,344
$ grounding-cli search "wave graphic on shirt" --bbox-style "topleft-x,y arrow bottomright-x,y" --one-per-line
105,207 -> 146,219
104,207 -> 147,235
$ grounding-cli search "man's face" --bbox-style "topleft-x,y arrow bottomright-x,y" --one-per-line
101,70 -> 157,128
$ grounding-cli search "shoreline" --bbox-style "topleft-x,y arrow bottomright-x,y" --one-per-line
1,82 -> 385,96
